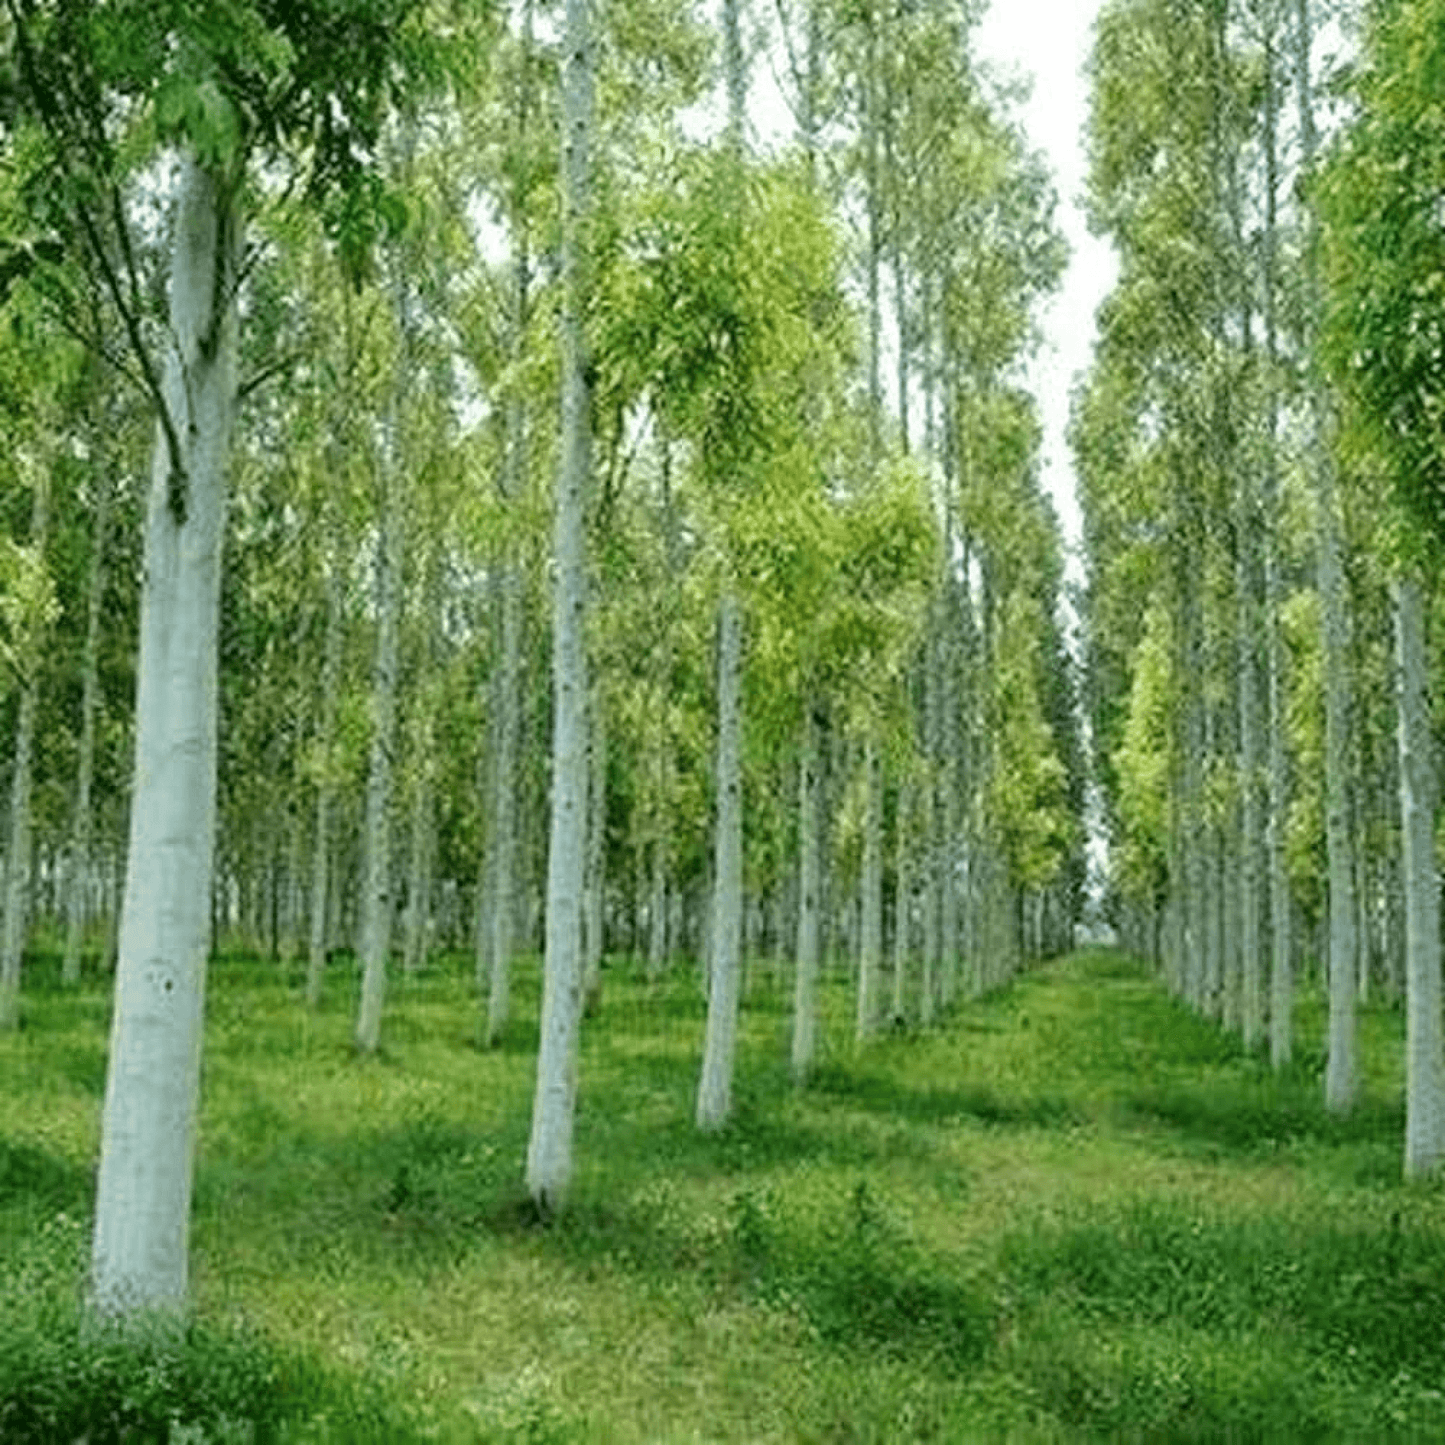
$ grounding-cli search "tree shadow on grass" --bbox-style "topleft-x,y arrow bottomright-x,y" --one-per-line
809,1063 -> 1086,1132
486,1176 -> 997,1372
0,1136 -> 92,1214
1121,1077 -> 1403,1158
1000,1199 -> 1445,1384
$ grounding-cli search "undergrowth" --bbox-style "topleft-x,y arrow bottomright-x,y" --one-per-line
2,943 -> 1443,1440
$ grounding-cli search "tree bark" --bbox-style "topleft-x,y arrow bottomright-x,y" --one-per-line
62,456 -> 112,986
1295,0 -> 1357,1111
792,697 -> 822,1082
305,507 -> 344,1009
856,734 -> 883,1040
1394,575 -> 1445,1178
91,155 -> 237,1315
698,589 -> 744,1127
583,688 -> 607,1011
0,464 -> 47,1027
891,774 -> 912,1023
353,451 -> 404,1054
526,0 -> 593,1209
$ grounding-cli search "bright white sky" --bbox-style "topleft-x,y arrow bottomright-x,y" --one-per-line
974,0 -> 1117,589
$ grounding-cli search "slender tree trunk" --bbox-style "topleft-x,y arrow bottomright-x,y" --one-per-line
1294,0 -> 1356,1110
583,689 -> 606,1011
526,0 -> 593,1209
306,515 -> 344,1009
1237,516 -> 1263,1047
62,458 -> 112,985
792,698 -> 822,1082
1395,575 -> 1445,1178
856,736 -> 883,1040
353,450 -> 404,1054
402,715 -> 434,975
0,461 -> 48,1026
0,660 -> 40,1028
648,837 -> 667,979
487,6 -> 532,1038
892,774 -> 912,1023
486,561 -> 522,1039
91,155 -> 237,1315
698,590 -> 744,1126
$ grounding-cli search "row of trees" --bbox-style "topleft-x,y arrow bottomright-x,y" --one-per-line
1077,0 -> 1445,1175
0,0 -> 1085,1315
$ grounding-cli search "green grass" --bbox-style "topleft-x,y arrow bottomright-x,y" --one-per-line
3,943 -> 1445,1441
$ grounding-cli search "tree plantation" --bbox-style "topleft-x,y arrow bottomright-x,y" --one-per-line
1,0 -> 1444,1436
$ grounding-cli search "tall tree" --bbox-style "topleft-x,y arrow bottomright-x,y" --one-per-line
4,0 -> 430,1313
1294,0 -> 1358,1113
526,0 -> 595,1209
1317,0 -> 1445,1170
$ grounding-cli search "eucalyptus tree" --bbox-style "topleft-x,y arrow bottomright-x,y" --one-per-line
2,0 -> 438,1313
1317,0 -> 1445,1173
526,0 -> 596,1210
0,318 -> 66,1028
1081,0 -> 1275,1016
1288,0 -> 1358,1112
60,399 -> 120,985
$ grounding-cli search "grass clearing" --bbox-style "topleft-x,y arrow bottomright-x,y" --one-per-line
3,944 -> 1444,1439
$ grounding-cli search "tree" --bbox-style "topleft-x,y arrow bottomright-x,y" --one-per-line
3,0 -> 434,1314
1317,0 -> 1445,1171
526,0 -> 595,1210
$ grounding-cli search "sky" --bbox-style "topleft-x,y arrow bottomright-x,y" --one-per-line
973,0 -> 1118,591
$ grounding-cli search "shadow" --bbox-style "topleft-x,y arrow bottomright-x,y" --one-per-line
1000,1200 -> 1445,1382
0,1136 -> 92,1213
1121,1081 -> 1403,1155
482,1179 -> 996,1370
810,1064 -> 1085,1132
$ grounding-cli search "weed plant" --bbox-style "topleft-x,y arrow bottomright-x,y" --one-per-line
2,941 -> 1444,1440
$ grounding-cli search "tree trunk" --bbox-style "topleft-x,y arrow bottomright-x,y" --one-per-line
1395,575 -> 1445,1178
1294,0 -> 1357,1111
0,453 -> 48,1027
891,774 -> 911,1023
856,735 -> 883,1040
698,590 -> 744,1127
402,718 -> 434,975
583,689 -> 607,1011
306,515 -> 344,1009
353,448 -> 404,1054
486,559 -> 522,1040
792,698 -> 822,1082
526,0 -> 593,1209
62,457 -> 112,985
91,155 -> 237,1315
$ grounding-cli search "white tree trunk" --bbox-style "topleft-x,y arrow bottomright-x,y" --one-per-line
891,775 -> 911,1023
63,462 -> 112,985
0,672 -> 39,1029
487,52 -> 531,1035
1395,576 -> 1445,1178
91,155 -> 237,1315
0,458 -> 51,1024
526,0 -> 592,1210
306,525 -> 344,1009
354,466 -> 404,1053
856,735 -> 882,1040
1294,0 -> 1357,1111
402,720 -> 434,975
792,698 -> 822,1082
486,563 -> 522,1040
583,691 -> 607,1009
648,840 -> 667,978
698,590 -> 744,1127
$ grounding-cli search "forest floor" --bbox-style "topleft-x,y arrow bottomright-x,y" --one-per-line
3,943 -> 1445,1441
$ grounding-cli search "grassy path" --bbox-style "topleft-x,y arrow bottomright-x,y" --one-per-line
3,946 -> 1445,1439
